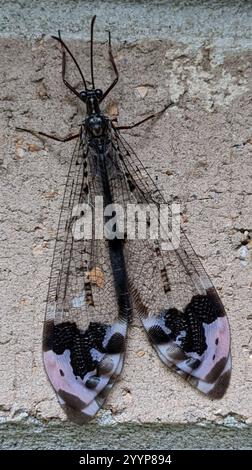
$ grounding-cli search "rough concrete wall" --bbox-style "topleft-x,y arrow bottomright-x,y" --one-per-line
0,0 -> 251,450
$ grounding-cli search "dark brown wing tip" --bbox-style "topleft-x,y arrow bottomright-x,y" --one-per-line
62,404 -> 92,425
207,370 -> 231,399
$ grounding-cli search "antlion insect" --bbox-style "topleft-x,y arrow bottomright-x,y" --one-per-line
18,16 -> 231,424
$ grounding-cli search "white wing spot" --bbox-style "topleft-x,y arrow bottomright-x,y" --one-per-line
71,293 -> 85,308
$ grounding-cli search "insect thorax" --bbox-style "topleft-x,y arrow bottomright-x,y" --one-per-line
85,114 -> 108,137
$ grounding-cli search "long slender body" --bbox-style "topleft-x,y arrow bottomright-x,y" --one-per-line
97,146 -> 132,322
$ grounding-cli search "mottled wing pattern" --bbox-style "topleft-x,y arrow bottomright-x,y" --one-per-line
110,127 -> 231,398
43,128 -> 128,423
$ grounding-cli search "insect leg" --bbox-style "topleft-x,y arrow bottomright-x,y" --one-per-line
52,31 -> 87,99
100,31 -> 119,102
116,102 -> 173,130
60,45 -> 83,99
16,127 -> 79,142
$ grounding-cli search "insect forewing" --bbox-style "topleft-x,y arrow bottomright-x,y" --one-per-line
111,127 -> 231,399
43,129 -> 129,423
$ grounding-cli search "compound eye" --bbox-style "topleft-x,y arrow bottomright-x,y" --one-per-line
80,91 -> 87,102
95,89 -> 103,100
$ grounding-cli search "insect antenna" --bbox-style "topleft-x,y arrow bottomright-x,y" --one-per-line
90,15 -> 96,89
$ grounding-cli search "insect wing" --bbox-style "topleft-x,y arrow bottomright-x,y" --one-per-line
111,127 -> 231,398
43,130 -> 128,423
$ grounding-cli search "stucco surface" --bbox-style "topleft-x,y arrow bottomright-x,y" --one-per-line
0,0 -> 251,449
